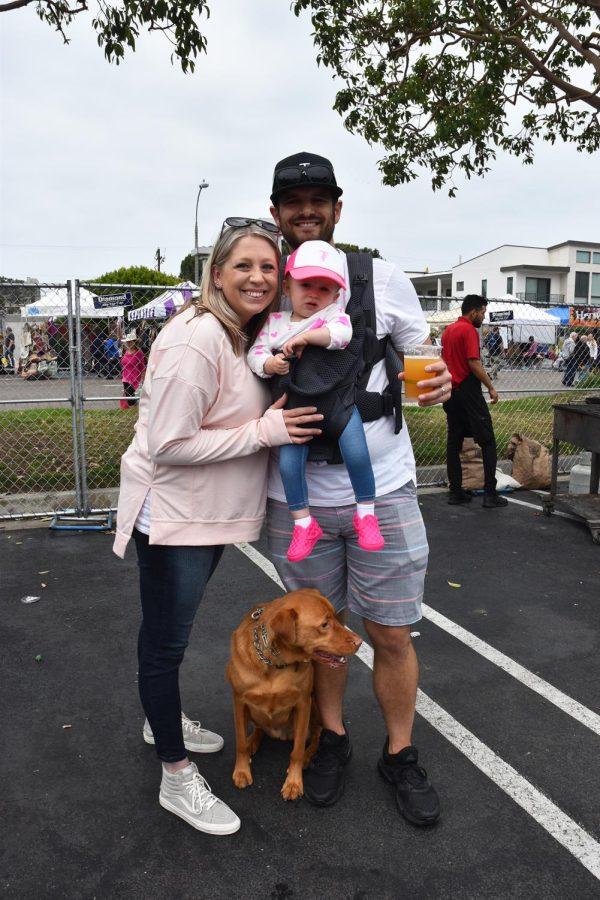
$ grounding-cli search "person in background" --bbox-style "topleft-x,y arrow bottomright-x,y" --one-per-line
441,294 -> 508,509
47,317 -> 58,353
102,333 -> 120,379
560,332 -> 576,374
113,222 -> 322,836
563,333 -> 588,386
585,333 -> 597,372
119,332 -> 146,409
523,335 -> 540,368
4,326 -> 15,371
487,326 -> 504,360
572,334 -> 592,385
33,325 -> 48,355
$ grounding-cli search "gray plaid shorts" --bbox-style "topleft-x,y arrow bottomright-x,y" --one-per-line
266,482 -> 428,627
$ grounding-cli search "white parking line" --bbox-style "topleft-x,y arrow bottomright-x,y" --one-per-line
414,689 -> 600,881
235,542 -> 600,738
422,603 -> 600,736
505,495 -> 578,521
235,541 -> 600,881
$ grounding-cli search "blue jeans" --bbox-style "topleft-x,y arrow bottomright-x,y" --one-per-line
133,529 -> 224,762
279,406 -> 376,511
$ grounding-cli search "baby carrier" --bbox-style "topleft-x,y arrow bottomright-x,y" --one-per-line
271,252 -> 403,464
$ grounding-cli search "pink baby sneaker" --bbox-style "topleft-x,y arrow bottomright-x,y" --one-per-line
353,514 -> 385,551
286,518 -> 324,563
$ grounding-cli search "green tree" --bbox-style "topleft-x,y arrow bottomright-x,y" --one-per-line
90,265 -> 179,286
179,253 -> 195,281
1,0 -> 209,72
280,240 -> 382,258
335,243 -> 382,258
89,265 -> 179,311
293,1 -> 600,194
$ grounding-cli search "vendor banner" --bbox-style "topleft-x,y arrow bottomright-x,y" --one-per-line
569,305 -> 600,328
93,291 -> 132,309
489,310 -> 514,322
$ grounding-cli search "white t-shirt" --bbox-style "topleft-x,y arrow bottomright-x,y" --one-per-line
267,253 -> 429,506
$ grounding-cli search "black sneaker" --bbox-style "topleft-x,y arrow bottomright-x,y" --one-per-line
482,493 -> 508,508
447,488 -> 472,505
377,743 -> 440,826
303,728 -> 351,807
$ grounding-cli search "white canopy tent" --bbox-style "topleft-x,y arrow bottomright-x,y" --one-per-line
128,281 -> 198,322
20,287 -> 124,319
426,307 -> 460,327
427,299 -> 559,345
484,300 -> 558,345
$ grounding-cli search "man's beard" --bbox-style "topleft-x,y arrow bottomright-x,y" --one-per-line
281,218 -> 336,250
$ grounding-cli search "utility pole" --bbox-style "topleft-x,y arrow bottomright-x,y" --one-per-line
155,247 -> 165,272
194,180 -> 210,286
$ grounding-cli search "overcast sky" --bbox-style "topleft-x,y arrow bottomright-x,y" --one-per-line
1,1 -> 599,284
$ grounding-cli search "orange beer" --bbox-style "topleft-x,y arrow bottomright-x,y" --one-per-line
402,345 -> 442,402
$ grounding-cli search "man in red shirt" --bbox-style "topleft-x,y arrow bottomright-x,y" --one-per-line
441,295 -> 507,508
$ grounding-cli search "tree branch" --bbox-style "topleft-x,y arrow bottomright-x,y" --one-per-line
0,0 -> 35,11
516,0 -> 600,75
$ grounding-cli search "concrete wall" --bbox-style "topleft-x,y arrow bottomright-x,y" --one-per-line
560,245 -> 600,302
452,245 -> 548,298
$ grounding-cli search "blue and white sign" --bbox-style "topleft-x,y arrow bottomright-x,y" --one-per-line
93,291 -> 132,309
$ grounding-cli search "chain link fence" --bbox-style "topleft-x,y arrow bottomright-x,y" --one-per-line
1,284 -> 598,520
409,298 -> 600,483
0,283 -> 81,518
0,281 -> 191,519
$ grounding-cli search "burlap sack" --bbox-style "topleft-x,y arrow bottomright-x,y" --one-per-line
459,437 -> 485,490
506,433 -> 551,489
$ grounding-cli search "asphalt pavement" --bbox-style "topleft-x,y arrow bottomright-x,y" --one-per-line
1,491 -> 599,899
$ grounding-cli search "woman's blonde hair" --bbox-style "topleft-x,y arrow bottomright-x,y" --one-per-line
184,224 -> 280,355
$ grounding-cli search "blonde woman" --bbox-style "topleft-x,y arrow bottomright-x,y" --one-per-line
113,221 -> 322,835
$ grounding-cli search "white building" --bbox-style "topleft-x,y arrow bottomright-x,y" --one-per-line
408,240 -> 600,304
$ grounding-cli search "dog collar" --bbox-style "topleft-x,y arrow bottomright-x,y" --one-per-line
251,608 -> 290,669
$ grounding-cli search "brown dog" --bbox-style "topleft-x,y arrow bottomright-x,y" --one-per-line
226,588 -> 362,800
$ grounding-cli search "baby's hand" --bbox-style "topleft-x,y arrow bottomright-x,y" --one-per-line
264,353 -> 290,376
282,334 -> 308,358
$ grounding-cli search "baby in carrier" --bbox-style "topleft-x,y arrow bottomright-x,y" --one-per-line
248,240 -> 384,562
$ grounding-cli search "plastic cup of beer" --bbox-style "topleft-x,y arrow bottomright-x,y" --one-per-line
401,344 -> 443,403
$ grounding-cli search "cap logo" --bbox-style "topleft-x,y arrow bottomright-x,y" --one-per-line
299,162 -> 311,168
319,250 -> 329,261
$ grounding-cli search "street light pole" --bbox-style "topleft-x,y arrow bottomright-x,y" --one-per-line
194,180 -> 209,286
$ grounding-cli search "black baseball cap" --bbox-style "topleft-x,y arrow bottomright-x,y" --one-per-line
270,152 -> 343,204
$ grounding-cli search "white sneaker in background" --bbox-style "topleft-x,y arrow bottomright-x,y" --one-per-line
159,763 -> 240,835
143,713 -> 224,753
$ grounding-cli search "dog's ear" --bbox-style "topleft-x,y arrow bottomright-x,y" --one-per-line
271,606 -> 298,646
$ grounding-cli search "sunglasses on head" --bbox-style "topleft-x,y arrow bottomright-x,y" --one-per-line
220,217 -> 280,237
273,165 -> 335,191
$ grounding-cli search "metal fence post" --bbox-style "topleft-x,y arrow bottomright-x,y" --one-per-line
73,279 -> 90,514
66,279 -> 83,515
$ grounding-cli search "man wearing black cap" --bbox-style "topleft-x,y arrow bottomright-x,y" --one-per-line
266,152 -> 452,826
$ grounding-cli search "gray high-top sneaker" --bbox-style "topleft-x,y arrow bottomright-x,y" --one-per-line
159,762 -> 240,835
143,713 -> 224,753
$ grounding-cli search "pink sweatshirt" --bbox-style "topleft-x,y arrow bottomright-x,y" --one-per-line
120,349 -> 146,389
113,308 -> 291,558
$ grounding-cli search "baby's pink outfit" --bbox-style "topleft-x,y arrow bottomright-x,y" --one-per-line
247,303 -> 352,378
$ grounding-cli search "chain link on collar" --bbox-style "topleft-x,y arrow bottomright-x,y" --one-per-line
250,607 -> 290,669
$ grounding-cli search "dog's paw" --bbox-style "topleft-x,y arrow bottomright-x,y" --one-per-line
281,778 -> 303,801
232,768 -> 253,789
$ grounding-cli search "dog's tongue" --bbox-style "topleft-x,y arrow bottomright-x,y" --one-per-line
312,650 -> 348,669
